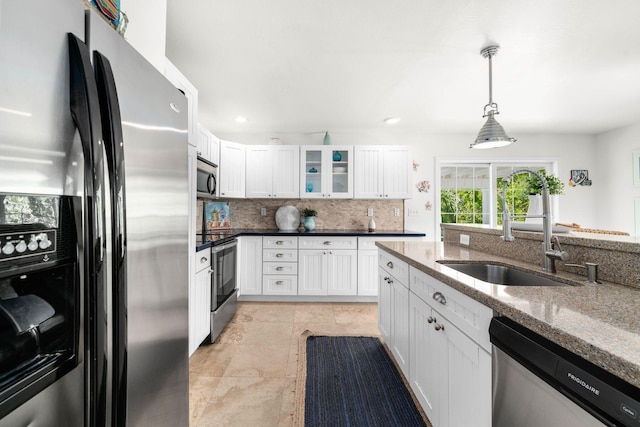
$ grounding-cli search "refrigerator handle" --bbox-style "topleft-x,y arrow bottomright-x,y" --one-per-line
68,33 -> 108,427
93,50 -> 128,427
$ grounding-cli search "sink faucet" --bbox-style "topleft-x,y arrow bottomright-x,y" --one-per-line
501,169 -> 569,273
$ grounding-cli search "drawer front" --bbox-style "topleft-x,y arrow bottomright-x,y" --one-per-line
196,250 -> 211,273
263,275 -> 298,295
359,236 -> 425,250
299,236 -> 357,250
409,267 -> 493,352
263,236 -> 298,249
263,262 -> 297,275
263,248 -> 298,262
378,250 -> 409,286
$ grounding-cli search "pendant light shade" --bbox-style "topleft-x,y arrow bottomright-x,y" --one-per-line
470,45 -> 516,149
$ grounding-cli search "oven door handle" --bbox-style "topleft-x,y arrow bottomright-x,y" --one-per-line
212,239 -> 237,253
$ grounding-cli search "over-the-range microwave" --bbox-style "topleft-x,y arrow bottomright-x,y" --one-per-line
196,157 -> 218,199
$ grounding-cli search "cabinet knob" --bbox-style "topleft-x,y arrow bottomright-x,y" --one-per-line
386,261 -> 394,268
276,253 -> 284,258
200,257 -> 208,263
434,324 -> 445,331
432,291 -> 447,305
385,194 -> 389,198
275,280 -> 284,285
323,241 -> 333,245
383,276 -> 390,281
276,240 -> 284,245
276,266 -> 284,271
427,316 -> 435,324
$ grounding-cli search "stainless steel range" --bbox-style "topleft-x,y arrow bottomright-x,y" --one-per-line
210,238 -> 238,343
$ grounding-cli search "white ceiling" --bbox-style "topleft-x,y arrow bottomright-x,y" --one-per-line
165,0 -> 640,138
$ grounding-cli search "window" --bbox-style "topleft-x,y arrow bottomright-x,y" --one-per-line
438,160 -> 556,235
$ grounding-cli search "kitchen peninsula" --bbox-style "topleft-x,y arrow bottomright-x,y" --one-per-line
376,237 -> 640,389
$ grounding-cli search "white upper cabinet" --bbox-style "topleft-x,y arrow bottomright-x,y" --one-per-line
246,145 -> 299,198
164,59 -> 198,147
354,146 -> 412,199
219,140 -> 245,198
300,145 -> 353,199
196,123 -> 220,165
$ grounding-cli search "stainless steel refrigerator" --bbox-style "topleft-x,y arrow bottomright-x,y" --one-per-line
0,1 -> 189,426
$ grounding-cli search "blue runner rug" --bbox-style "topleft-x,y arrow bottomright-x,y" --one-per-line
296,334 -> 430,427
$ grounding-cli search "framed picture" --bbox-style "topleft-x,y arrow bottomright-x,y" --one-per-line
634,150 -> 640,187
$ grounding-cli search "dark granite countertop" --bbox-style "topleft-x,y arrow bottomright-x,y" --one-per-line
376,240 -> 640,389
196,229 -> 425,252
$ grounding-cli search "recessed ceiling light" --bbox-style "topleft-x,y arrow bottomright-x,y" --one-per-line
235,115 -> 248,123
384,117 -> 401,125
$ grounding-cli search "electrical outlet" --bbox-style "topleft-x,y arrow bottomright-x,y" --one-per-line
367,208 -> 373,217
260,207 -> 267,216
393,208 -> 400,217
460,234 -> 470,246
407,208 -> 419,217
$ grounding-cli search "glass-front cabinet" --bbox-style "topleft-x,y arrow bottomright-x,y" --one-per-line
300,145 -> 353,198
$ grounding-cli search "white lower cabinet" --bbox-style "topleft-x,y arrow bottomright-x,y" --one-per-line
408,267 -> 492,427
378,252 -> 410,378
263,236 -> 298,296
237,236 -> 262,295
378,249 -> 492,427
298,250 -> 357,295
298,237 -> 358,296
190,249 -> 212,356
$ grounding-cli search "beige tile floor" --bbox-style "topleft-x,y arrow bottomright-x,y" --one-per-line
189,302 -> 380,427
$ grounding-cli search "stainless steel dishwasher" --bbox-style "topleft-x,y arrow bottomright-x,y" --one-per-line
490,317 -> 640,427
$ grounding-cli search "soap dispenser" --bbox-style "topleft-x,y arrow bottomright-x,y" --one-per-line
368,217 -> 376,232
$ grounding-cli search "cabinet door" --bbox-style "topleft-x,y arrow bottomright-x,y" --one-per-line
192,268 -> 211,353
443,315 -> 492,427
391,280 -> 410,378
219,140 -> 246,198
245,146 -> 273,198
409,294 -> 440,425
383,146 -> 411,199
327,146 -> 353,198
326,250 -> 357,295
357,249 -> 378,296
164,59 -> 198,147
196,124 -> 211,160
298,250 -> 327,295
301,146 -> 325,198
272,145 -> 300,198
238,236 -> 263,295
354,146 -> 384,199
377,267 -> 392,344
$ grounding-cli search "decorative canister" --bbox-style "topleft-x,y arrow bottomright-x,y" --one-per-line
332,151 -> 342,161
303,216 -> 316,231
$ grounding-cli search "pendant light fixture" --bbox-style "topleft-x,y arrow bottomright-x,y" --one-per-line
470,45 -> 516,149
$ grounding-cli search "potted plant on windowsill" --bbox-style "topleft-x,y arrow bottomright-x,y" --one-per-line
524,171 -> 564,223
302,208 -> 317,231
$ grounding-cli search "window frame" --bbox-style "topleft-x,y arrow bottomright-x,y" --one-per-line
435,157 -> 559,239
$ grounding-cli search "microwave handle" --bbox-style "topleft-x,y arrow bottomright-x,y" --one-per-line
207,173 -> 217,195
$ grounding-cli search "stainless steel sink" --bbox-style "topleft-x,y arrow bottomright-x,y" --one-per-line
437,262 -> 569,286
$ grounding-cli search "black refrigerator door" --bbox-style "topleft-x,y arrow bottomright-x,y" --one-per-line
93,50 -> 128,427
68,33 -> 108,427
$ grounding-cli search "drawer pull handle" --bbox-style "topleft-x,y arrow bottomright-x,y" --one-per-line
276,266 -> 284,271
276,240 -> 284,245
427,316 -> 435,324
434,324 -> 445,331
276,253 -> 284,258
276,280 -> 284,285
323,241 -> 333,245
200,257 -> 208,263
432,292 -> 447,305
386,261 -> 394,268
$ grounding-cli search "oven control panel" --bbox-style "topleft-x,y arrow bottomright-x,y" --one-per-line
0,230 -> 56,262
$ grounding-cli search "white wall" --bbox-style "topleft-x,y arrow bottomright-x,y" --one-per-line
215,130 -> 599,238
596,122 -> 640,234
120,0 -> 167,72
